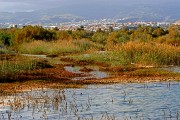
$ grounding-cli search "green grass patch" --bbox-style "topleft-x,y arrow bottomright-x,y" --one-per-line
68,51 -> 129,67
67,51 -> 144,67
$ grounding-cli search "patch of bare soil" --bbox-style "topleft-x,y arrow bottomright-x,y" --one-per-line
80,67 -> 93,72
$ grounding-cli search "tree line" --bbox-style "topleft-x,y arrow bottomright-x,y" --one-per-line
0,25 -> 180,48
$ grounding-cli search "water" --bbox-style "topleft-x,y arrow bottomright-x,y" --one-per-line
161,66 -> 180,73
20,54 -> 47,59
1,81 -> 180,120
64,66 -> 109,80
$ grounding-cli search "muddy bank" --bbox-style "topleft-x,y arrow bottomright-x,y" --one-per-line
0,75 -> 179,95
78,76 -> 180,85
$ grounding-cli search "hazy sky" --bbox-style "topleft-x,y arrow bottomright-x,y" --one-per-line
0,0 -> 178,12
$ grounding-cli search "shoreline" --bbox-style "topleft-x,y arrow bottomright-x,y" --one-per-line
0,75 -> 179,94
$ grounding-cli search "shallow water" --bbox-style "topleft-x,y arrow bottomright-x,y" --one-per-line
64,66 -> 109,80
161,66 -> 180,73
20,54 -> 47,59
1,81 -> 180,120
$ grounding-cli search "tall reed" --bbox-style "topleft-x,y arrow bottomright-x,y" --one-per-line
116,41 -> 180,66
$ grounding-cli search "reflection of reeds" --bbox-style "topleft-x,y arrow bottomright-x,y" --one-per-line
101,112 -> 115,120
177,110 -> 179,120
0,88 -> 179,120
0,89 -> 92,119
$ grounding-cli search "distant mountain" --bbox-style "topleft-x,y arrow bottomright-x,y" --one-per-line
0,1 -> 180,24
0,11 -> 84,24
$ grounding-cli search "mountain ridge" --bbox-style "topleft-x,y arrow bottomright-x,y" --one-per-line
0,2 -> 180,24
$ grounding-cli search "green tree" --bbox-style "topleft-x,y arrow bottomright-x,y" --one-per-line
72,30 -> 93,39
14,26 -> 57,43
130,26 -> 153,42
91,31 -> 108,44
152,27 -> 167,37
157,25 -> 180,46
107,27 -> 131,45
0,33 -> 12,46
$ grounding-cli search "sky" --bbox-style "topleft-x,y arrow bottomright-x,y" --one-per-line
0,0 -> 178,12
0,0 -> 62,12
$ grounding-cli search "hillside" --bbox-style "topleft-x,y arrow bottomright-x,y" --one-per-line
0,0 -> 180,24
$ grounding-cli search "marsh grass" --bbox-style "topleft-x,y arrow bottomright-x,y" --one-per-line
0,55 -> 52,82
0,47 -> 10,54
17,40 -> 81,55
16,39 -> 103,55
117,41 -> 180,66
73,39 -> 104,51
69,51 -> 124,66
70,41 -> 180,67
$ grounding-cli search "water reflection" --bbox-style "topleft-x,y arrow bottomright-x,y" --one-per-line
0,82 -> 180,119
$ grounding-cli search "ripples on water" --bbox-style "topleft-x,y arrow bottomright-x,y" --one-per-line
0,81 -> 180,120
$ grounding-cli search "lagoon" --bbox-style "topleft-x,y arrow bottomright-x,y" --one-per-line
0,81 -> 180,120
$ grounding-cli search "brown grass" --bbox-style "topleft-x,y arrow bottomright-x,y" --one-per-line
112,41 -> 180,66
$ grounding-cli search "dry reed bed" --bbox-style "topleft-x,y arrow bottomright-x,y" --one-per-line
116,41 -> 180,65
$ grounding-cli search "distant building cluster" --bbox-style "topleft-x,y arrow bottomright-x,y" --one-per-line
54,20 -> 171,31
173,21 -> 180,25
0,18 -> 178,31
